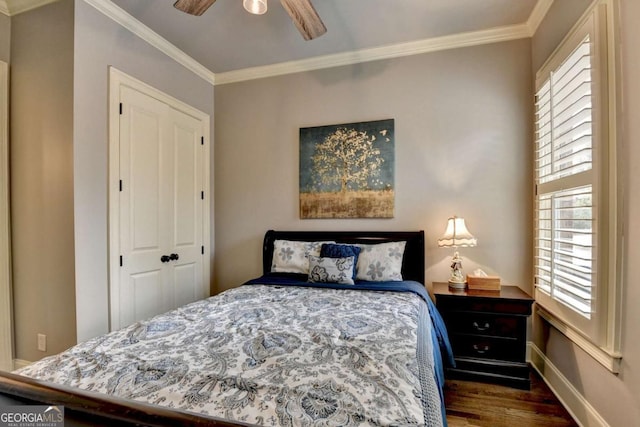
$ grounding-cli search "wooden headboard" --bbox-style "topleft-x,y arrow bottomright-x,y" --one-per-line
262,230 -> 425,284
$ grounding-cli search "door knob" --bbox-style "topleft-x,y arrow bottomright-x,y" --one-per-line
170,253 -> 179,261
160,255 -> 170,263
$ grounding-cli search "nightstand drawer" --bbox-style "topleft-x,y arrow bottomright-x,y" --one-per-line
443,313 -> 522,338
449,357 -> 531,389
450,334 -> 525,362
436,297 -> 532,316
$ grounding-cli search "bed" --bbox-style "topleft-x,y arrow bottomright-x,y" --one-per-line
0,230 -> 453,426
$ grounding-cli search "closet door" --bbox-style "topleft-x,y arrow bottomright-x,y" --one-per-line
167,107 -> 204,309
117,85 -> 204,328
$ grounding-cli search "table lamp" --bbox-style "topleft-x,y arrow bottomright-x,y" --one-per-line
438,216 -> 477,289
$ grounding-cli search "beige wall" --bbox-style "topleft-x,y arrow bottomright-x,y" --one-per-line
531,0 -> 640,425
7,0 -> 215,358
531,0 -> 593,72
214,39 -> 533,294
0,14 -> 9,63
72,0 -> 215,342
10,0 -> 76,362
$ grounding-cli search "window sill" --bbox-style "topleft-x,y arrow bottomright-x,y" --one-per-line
536,306 -> 622,374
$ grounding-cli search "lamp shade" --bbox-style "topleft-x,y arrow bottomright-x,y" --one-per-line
243,0 -> 267,14
438,216 -> 477,248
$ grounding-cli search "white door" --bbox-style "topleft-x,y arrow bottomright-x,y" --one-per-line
168,108 -> 204,309
117,84 -> 206,328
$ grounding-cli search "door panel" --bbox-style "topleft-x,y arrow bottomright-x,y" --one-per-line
173,263 -> 198,309
173,117 -> 199,247
130,271 -> 164,324
130,108 -> 162,251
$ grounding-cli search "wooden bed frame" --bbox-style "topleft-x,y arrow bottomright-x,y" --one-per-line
0,230 -> 425,426
0,371 -> 249,426
263,230 -> 425,284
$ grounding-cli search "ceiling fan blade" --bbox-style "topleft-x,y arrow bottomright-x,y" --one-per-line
173,0 -> 216,16
280,0 -> 327,41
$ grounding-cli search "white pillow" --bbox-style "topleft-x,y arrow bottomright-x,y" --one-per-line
356,241 -> 406,281
308,255 -> 356,285
271,240 -> 335,274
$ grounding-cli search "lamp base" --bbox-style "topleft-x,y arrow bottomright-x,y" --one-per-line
448,280 -> 467,290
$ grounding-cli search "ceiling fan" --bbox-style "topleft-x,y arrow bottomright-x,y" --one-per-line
173,0 -> 327,41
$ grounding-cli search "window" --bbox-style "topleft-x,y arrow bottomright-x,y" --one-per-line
534,0 -> 621,371
535,35 -> 594,319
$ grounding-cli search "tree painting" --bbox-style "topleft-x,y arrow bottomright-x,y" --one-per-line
311,127 -> 384,193
300,119 -> 394,218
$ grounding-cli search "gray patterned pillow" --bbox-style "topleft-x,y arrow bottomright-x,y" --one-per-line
308,255 -> 356,285
271,240 -> 335,274
356,241 -> 407,281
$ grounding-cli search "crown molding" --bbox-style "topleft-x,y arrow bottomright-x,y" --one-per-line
1,0 -> 60,16
214,23 -> 531,85
83,0 -> 549,87
526,0 -> 554,35
82,0 -> 216,85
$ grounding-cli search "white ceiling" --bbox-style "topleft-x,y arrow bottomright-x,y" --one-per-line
110,0 -> 542,74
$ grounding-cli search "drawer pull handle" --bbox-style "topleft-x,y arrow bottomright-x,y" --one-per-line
472,321 -> 491,331
473,344 -> 490,354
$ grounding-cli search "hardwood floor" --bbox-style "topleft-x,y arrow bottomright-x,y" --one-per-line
444,371 -> 578,427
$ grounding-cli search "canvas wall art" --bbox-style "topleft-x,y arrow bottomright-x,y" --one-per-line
300,119 -> 395,219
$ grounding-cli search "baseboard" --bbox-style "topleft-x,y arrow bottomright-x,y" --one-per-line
12,359 -> 31,370
527,342 -> 610,427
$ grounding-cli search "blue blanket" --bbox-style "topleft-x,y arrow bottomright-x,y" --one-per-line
244,275 -> 454,425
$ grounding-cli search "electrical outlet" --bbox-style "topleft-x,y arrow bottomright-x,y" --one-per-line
37,334 -> 46,352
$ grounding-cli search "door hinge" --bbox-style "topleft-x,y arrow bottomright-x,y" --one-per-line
201,136 -> 204,145
119,180 -> 123,192
119,102 -> 123,115
120,255 -> 123,267
201,246 -> 204,255
201,191 -> 204,200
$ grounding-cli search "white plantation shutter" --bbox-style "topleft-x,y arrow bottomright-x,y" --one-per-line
533,0 -> 622,371
534,35 -> 595,318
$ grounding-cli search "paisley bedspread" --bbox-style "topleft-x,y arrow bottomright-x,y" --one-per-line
17,281 -> 447,426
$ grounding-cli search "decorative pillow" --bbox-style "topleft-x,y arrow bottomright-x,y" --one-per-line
356,241 -> 407,281
271,240 -> 335,274
308,255 -> 355,285
320,243 -> 361,279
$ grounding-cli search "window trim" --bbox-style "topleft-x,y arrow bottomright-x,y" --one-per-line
533,0 -> 622,372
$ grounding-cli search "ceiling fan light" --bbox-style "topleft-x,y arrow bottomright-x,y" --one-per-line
243,0 -> 267,15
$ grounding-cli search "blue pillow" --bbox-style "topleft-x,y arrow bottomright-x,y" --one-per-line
320,243 -> 361,279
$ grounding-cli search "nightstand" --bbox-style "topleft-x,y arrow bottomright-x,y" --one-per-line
433,282 -> 534,389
